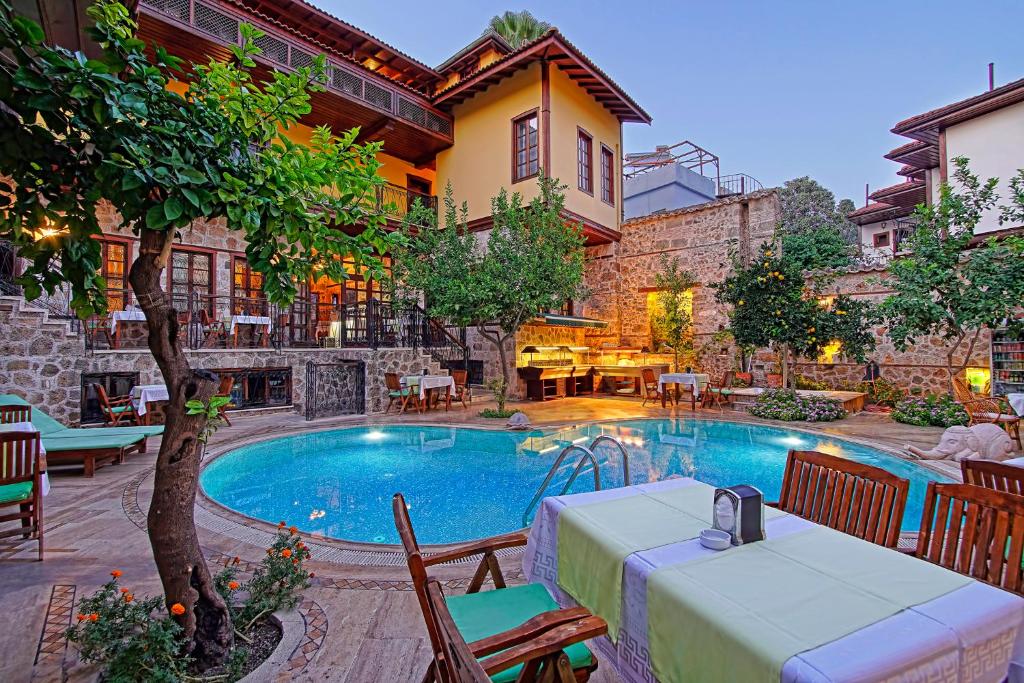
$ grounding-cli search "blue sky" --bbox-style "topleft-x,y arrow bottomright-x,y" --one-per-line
322,0 -> 1024,204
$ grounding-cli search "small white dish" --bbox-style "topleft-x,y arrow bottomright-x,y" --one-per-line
699,528 -> 732,551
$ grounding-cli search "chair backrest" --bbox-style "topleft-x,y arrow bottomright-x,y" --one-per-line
0,432 -> 40,485
92,384 -> 114,417
385,373 -> 402,392
451,369 -> 468,387
916,482 -> 1024,595
0,405 -> 31,424
424,579 -> 492,683
720,370 -> 735,388
777,449 -> 910,548
952,377 -> 976,403
641,368 -> 657,388
392,493 -> 444,668
217,375 -> 235,397
962,459 -> 1024,496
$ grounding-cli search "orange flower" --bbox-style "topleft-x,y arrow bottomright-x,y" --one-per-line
228,581 -> 239,591
77,614 -> 87,622
120,587 -> 130,594
123,593 -> 134,604
278,521 -> 286,528
296,542 -> 305,550
266,548 -> 274,555
232,556 -> 240,566
170,603 -> 186,616
89,613 -> 98,622
292,558 -> 298,565
110,570 -> 122,579
288,526 -> 297,535
281,548 -> 292,559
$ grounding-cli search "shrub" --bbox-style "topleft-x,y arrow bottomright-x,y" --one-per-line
479,408 -> 517,419
891,394 -> 969,428
748,389 -> 846,422
794,374 -> 829,390
866,378 -> 906,408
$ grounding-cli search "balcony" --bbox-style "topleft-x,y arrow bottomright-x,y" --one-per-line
375,182 -> 436,225
138,0 -> 453,163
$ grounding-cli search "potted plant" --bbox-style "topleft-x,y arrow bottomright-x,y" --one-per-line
764,361 -> 784,388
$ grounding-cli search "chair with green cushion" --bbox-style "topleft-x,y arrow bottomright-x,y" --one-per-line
93,384 -> 138,426
385,373 -> 420,414
392,493 -> 604,683
0,431 -> 44,560
701,370 -> 736,410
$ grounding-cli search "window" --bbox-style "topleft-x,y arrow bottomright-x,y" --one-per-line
168,248 -> 213,312
97,238 -> 129,311
577,128 -> 593,194
600,145 -> 615,204
873,231 -> 891,248
512,111 -> 539,182
231,256 -> 266,314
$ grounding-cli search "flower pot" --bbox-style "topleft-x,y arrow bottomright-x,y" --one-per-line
735,372 -> 753,387
765,373 -> 783,388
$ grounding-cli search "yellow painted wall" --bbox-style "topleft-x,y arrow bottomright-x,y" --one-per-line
548,66 -> 620,231
477,48 -> 503,70
436,62 -> 542,223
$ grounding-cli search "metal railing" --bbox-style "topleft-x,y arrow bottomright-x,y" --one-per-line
522,436 -> 632,527
374,182 -> 437,223
716,174 -> 763,197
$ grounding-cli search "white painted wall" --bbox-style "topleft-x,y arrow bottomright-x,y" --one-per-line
945,100 -> 1024,233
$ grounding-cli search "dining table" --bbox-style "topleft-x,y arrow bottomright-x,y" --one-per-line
0,422 -> 51,496
131,383 -> 169,425
402,375 -> 455,413
523,478 -> 1024,683
658,372 -> 709,409
108,308 -> 147,349
228,315 -> 272,347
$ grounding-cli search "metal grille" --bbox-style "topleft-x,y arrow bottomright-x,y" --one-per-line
363,81 -> 393,111
290,48 -> 314,70
397,97 -> 426,127
332,67 -> 362,97
254,33 -> 288,65
194,2 -> 238,42
426,111 -> 452,137
305,360 -> 366,420
142,0 -> 188,21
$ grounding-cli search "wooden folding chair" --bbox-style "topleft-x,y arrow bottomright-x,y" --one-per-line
448,369 -> 471,409
92,384 -> 138,426
0,432 -> 44,560
961,458 -> 1024,496
0,404 -> 31,424
640,368 -> 671,407
769,449 -> 909,548
215,375 -> 236,427
914,482 -> 1024,596
385,373 -> 419,414
392,493 -> 604,683
701,371 -> 736,410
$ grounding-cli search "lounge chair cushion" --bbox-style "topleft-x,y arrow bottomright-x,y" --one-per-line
445,582 -> 593,682
977,413 -> 1020,423
108,405 -> 134,415
0,481 -> 33,504
42,433 -> 144,451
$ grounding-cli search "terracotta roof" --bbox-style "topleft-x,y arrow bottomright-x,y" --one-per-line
892,77 -> 1024,144
846,201 -> 914,225
870,179 -> 924,200
432,28 -> 651,124
623,188 -> 778,225
884,140 -> 939,171
897,164 -> 925,179
869,180 -> 926,212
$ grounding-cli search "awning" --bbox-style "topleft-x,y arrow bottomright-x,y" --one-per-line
540,314 -> 609,328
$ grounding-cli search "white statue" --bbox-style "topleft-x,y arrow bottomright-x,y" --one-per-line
506,412 -> 532,430
907,423 -> 1014,462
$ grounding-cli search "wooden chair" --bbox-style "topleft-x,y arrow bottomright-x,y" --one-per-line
0,432 -> 44,560
215,375 -> 236,427
83,316 -> 114,350
199,309 -> 226,348
0,404 -> 31,424
954,379 -> 1022,449
423,578 -> 606,683
914,482 -> 1024,596
769,450 -> 910,548
92,384 -> 138,426
961,458 -> 1024,496
701,371 -> 736,410
385,373 -> 419,414
392,493 -> 603,683
640,368 -> 672,407
449,369 -> 471,409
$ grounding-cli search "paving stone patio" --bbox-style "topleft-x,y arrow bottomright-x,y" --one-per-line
0,395 -> 956,682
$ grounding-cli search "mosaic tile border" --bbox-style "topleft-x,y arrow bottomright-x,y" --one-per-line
281,599 -> 327,676
35,584 -> 75,665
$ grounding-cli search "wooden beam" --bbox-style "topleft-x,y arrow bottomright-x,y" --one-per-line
541,58 -> 551,175
355,117 -> 395,144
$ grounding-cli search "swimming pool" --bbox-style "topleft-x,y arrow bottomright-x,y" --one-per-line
200,419 -> 948,545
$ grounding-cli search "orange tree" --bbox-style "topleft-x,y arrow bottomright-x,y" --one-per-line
714,243 -> 878,387
0,0 -> 391,665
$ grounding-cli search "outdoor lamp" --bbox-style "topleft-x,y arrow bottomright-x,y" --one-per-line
521,346 -> 539,365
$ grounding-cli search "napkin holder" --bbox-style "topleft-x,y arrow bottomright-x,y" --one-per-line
712,485 -> 765,546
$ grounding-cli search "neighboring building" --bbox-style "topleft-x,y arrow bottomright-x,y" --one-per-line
850,77 -> 1024,260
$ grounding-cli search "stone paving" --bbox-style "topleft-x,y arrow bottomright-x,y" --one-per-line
0,395 -> 956,682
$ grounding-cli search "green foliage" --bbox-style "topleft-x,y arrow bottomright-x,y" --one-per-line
650,254 -> 697,371
776,176 -> 857,270
891,395 -> 969,428
865,378 -> 906,408
484,10 -> 551,48
391,175 -> 587,385
185,396 -> 231,442
480,408 -> 517,418
747,389 -> 846,422
781,227 -> 854,272
793,374 -> 829,390
879,158 -> 1024,383
0,0 -> 391,316
485,377 -> 510,413
65,575 -> 189,683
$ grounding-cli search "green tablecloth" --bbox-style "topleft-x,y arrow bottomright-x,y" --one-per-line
647,526 -> 973,682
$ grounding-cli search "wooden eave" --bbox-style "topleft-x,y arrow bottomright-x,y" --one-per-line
868,180 -> 926,211
891,77 -> 1024,144
884,140 -> 938,170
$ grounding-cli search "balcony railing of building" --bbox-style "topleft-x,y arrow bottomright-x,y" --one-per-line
375,182 -> 437,223
84,289 -> 468,361
716,174 -> 764,198
139,0 -> 453,143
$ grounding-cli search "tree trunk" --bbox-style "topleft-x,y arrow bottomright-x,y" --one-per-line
477,324 -> 514,406
780,344 -> 790,389
945,329 -> 982,393
129,230 -> 232,667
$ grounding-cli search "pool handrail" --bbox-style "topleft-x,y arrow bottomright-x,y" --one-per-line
522,444 -> 601,528
589,435 -> 632,488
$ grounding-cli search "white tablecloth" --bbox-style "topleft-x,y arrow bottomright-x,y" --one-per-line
1009,393 -> 1024,417
524,478 -> 1024,683
228,315 -> 272,333
131,384 -> 169,416
658,372 -> 709,398
0,422 -> 50,495
109,309 -> 146,332
404,375 -> 455,400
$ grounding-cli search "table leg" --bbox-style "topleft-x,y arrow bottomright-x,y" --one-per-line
444,386 -> 451,412
675,384 -> 680,406
263,324 -> 270,348
662,384 -> 667,408
113,322 -> 120,350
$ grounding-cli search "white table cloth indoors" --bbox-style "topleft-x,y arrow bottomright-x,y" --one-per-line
0,421 -> 50,496
523,478 -> 1024,683
1009,392 -> 1024,417
131,384 -> 169,416
657,372 -> 709,398
108,308 -> 146,332
228,315 -> 273,333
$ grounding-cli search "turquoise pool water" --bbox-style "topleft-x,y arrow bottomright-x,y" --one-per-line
200,420 -> 948,545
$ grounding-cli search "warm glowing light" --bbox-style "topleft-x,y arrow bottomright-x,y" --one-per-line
32,218 -> 68,242
818,340 -> 842,364
965,367 -> 991,394
817,295 -> 836,309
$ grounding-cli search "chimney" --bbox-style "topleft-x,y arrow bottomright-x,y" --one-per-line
865,183 -> 869,207
989,63 -> 995,91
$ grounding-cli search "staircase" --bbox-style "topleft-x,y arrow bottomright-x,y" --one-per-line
0,294 -> 82,341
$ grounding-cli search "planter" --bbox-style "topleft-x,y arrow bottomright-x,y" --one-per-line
765,374 -> 783,388
238,609 -> 304,683
734,372 -> 753,387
